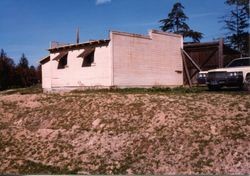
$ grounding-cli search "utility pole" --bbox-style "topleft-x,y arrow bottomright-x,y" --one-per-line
76,27 -> 80,44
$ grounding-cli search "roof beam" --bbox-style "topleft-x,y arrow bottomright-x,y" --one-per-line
182,49 -> 201,72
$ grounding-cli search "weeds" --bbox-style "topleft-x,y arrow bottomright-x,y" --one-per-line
0,85 -> 249,174
71,86 -> 207,95
0,85 -> 42,95
19,160 -> 78,174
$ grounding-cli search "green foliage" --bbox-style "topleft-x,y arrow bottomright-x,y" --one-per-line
222,0 -> 249,56
0,49 -> 16,90
71,86 -> 206,95
19,160 -> 78,174
226,0 -> 249,8
0,49 -> 41,91
16,54 -> 39,87
159,2 -> 203,42
1,85 -> 42,95
18,53 -> 29,69
70,86 -> 248,96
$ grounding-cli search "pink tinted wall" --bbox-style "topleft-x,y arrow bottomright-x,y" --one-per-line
41,61 -> 51,90
49,44 -> 112,90
41,30 -> 183,92
111,30 -> 183,87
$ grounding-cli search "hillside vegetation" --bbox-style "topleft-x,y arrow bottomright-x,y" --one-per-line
0,87 -> 249,174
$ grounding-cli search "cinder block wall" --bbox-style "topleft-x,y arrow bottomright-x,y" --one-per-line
41,30 -> 183,92
49,44 -> 112,90
41,61 -> 52,91
111,30 -> 183,87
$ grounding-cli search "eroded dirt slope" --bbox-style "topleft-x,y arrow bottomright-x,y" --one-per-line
0,91 -> 249,174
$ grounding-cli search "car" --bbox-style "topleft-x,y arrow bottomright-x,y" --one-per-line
197,57 -> 250,90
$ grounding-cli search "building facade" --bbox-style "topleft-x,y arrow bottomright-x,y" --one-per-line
40,30 -> 183,92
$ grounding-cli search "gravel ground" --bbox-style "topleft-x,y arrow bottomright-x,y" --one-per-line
0,90 -> 249,174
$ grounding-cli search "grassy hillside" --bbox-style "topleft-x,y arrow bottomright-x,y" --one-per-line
0,87 -> 249,174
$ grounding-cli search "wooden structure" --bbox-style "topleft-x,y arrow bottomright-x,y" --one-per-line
182,39 -> 241,85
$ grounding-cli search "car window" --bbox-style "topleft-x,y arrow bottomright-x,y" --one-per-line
227,58 -> 250,68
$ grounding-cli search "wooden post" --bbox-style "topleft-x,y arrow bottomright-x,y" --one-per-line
182,49 -> 201,71
181,50 -> 192,87
218,38 -> 224,68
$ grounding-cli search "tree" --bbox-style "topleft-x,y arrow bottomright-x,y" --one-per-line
159,2 -> 203,42
0,50 -> 41,90
36,65 -> 42,83
18,53 -> 29,69
29,65 -> 39,85
0,49 -> 7,58
222,0 -> 249,56
16,54 -> 30,87
0,49 -> 16,90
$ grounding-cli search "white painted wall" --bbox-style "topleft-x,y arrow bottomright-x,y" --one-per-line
112,30 -> 183,87
41,30 -> 183,91
49,44 -> 112,90
41,61 -> 52,90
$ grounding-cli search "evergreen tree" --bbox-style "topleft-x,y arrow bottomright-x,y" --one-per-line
16,54 -> 30,87
0,49 -> 7,90
160,2 -> 203,42
18,53 -> 29,69
0,49 -> 16,90
36,65 -> 42,83
223,0 -> 249,55
0,50 -> 41,90
0,49 -> 7,58
29,65 -> 39,85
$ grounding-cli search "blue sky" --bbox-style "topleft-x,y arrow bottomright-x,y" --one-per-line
0,0 -> 229,66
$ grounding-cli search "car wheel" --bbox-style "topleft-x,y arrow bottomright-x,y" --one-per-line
208,85 -> 221,91
243,73 -> 250,91
239,84 -> 244,90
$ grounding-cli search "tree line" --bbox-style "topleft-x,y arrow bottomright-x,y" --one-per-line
159,0 -> 249,56
0,49 -> 41,91
0,0 -> 248,91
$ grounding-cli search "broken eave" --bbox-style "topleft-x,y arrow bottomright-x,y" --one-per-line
39,55 -> 50,64
48,40 -> 110,53
77,48 -> 95,58
52,52 -> 68,61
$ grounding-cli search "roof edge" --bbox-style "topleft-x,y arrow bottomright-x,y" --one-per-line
48,39 -> 110,52
150,30 -> 183,38
184,41 -> 220,47
111,31 -> 151,40
110,29 -> 183,40
39,55 -> 50,65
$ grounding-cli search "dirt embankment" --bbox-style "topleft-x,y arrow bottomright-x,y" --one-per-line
0,91 -> 249,174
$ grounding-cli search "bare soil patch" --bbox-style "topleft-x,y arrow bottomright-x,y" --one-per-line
0,89 -> 249,174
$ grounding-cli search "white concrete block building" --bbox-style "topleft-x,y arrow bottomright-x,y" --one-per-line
40,30 -> 183,92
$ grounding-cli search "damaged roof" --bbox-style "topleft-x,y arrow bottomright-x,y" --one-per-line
48,39 -> 110,53
39,55 -> 50,64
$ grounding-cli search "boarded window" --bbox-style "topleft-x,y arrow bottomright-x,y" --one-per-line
58,54 -> 68,69
82,50 -> 95,67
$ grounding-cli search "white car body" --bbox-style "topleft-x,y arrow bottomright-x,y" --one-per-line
208,66 -> 249,83
197,57 -> 250,88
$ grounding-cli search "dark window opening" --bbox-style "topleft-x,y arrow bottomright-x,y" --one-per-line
227,58 -> 250,68
58,54 -> 68,69
82,50 -> 95,67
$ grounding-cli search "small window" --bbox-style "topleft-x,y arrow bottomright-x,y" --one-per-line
58,54 -> 68,69
82,50 -> 94,67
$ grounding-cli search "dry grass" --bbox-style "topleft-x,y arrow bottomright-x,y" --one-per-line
0,87 -> 249,174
